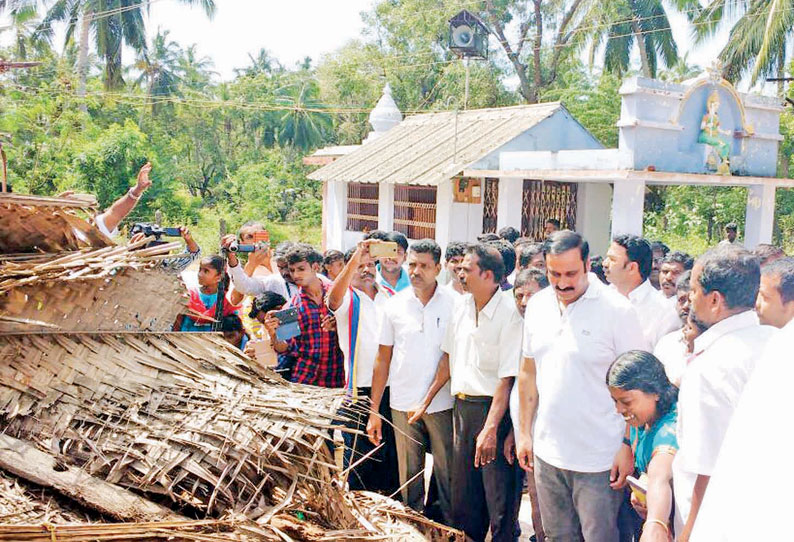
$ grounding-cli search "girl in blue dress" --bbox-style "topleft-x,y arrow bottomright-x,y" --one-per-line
608,350 -> 678,542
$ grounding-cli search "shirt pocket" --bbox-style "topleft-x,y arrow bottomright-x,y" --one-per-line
474,335 -> 500,373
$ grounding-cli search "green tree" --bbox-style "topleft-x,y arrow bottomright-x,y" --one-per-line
275,80 -> 332,151
134,28 -> 183,114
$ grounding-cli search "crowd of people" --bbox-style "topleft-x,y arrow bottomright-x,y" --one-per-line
93,165 -> 793,541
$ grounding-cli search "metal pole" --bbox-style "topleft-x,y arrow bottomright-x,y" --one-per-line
463,56 -> 470,110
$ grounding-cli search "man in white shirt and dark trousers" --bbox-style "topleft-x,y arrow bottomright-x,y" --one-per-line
413,243 -> 523,541
517,231 -> 648,542
604,234 -> 680,348
367,239 -> 456,523
674,246 -> 775,541
327,241 -> 399,495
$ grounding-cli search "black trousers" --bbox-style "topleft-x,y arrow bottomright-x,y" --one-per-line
452,396 -> 521,542
339,386 -> 400,495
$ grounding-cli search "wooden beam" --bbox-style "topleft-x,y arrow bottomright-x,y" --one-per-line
0,434 -> 186,522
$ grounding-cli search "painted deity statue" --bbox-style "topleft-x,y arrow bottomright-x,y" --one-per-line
698,90 -> 732,175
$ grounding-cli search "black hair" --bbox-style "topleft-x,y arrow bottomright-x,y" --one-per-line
487,239 -> 516,278
697,246 -> 760,310
410,238 -> 442,265
274,241 -> 295,260
295,243 -> 323,265
543,230 -> 589,267
498,226 -> 520,244
364,230 -> 387,241
514,267 -> 549,290
323,249 -> 344,265
199,255 -> 230,295
725,222 -> 738,232
445,241 -> 467,262
466,243 -> 505,284
249,291 -> 287,318
650,241 -> 670,256
612,234 -> 653,281
220,314 -> 245,333
753,244 -> 786,266
286,244 -> 319,266
676,270 -> 692,292
662,251 -> 694,271
343,247 -> 357,264
477,233 -> 500,242
385,231 -> 409,252
545,218 -> 561,229
761,257 -> 794,305
518,242 -> 544,269
589,255 -> 609,284
607,350 -> 678,419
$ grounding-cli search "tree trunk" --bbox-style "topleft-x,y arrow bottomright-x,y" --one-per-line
532,0 -> 543,99
632,17 -> 651,78
777,41 -> 786,98
76,7 -> 92,113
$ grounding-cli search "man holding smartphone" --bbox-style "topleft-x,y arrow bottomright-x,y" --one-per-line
326,240 -> 399,495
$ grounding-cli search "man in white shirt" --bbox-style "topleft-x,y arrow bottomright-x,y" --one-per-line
653,270 -> 692,387
604,234 -> 680,348
412,243 -> 523,541
327,240 -> 399,495
367,239 -> 456,523
690,318 -> 794,541
516,231 -> 648,542
674,246 -> 775,541
756,257 -> 794,329
221,237 -> 296,302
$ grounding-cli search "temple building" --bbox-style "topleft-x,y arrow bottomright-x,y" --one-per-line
309,68 -> 792,255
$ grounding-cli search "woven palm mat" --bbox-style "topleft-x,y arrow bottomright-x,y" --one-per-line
0,243 -> 185,332
0,193 -> 112,254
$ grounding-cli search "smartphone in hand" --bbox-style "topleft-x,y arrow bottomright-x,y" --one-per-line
273,307 -> 300,341
369,241 -> 399,258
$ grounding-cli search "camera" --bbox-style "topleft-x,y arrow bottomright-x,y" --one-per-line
130,223 -> 182,239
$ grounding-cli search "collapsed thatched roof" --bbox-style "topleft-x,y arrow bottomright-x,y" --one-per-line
0,193 -> 113,254
0,241 -> 186,332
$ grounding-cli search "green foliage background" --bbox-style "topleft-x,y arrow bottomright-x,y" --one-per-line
1,0 -> 793,257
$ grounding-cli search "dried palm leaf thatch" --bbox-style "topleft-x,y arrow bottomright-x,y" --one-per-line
0,332 -> 365,523
0,241 -> 185,332
0,193 -> 112,254
0,471 -> 88,526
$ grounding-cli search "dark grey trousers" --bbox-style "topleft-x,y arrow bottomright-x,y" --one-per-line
534,455 -> 623,542
391,408 -> 454,524
451,397 -> 521,542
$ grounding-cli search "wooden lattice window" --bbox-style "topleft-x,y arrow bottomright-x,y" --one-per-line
521,180 -> 578,240
482,178 -> 499,234
347,182 -> 379,232
394,184 -> 437,239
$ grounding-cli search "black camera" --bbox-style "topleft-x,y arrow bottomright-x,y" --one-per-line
227,241 -> 269,253
130,223 -> 182,239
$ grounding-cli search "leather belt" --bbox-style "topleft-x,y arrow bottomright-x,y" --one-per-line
455,393 -> 491,403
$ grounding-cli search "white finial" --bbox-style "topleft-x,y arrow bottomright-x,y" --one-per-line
365,83 -> 402,143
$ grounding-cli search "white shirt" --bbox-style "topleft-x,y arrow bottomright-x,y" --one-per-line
94,213 -> 118,238
691,319 -> 794,541
331,286 -> 390,388
228,262 -> 292,301
625,280 -> 681,348
673,310 -> 775,531
522,274 -> 648,472
442,290 -> 523,397
379,283 -> 455,414
653,328 -> 687,387
441,282 -> 464,297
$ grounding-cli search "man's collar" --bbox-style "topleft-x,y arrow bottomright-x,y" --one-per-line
627,279 -> 655,303
693,309 -> 759,353
477,287 -> 503,319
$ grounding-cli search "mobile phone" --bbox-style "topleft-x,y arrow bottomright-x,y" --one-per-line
163,227 -> 182,237
626,475 -> 647,506
273,307 -> 300,341
251,231 -> 270,243
369,241 -> 399,259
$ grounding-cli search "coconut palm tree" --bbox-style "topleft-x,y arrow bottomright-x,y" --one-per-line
37,0 -> 215,96
134,28 -> 182,114
681,0 -> 792,94
581,0 -> 679,78
275,80 -> 332,151
179,44 -> 215,91
0,0 -> 49,59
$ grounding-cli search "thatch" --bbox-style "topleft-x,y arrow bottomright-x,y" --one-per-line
0,241 -> 185,332
0,193 -> 113,253
0,331 -> 463,541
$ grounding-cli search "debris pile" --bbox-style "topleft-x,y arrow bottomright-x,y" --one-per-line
0,194 -> 463,541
